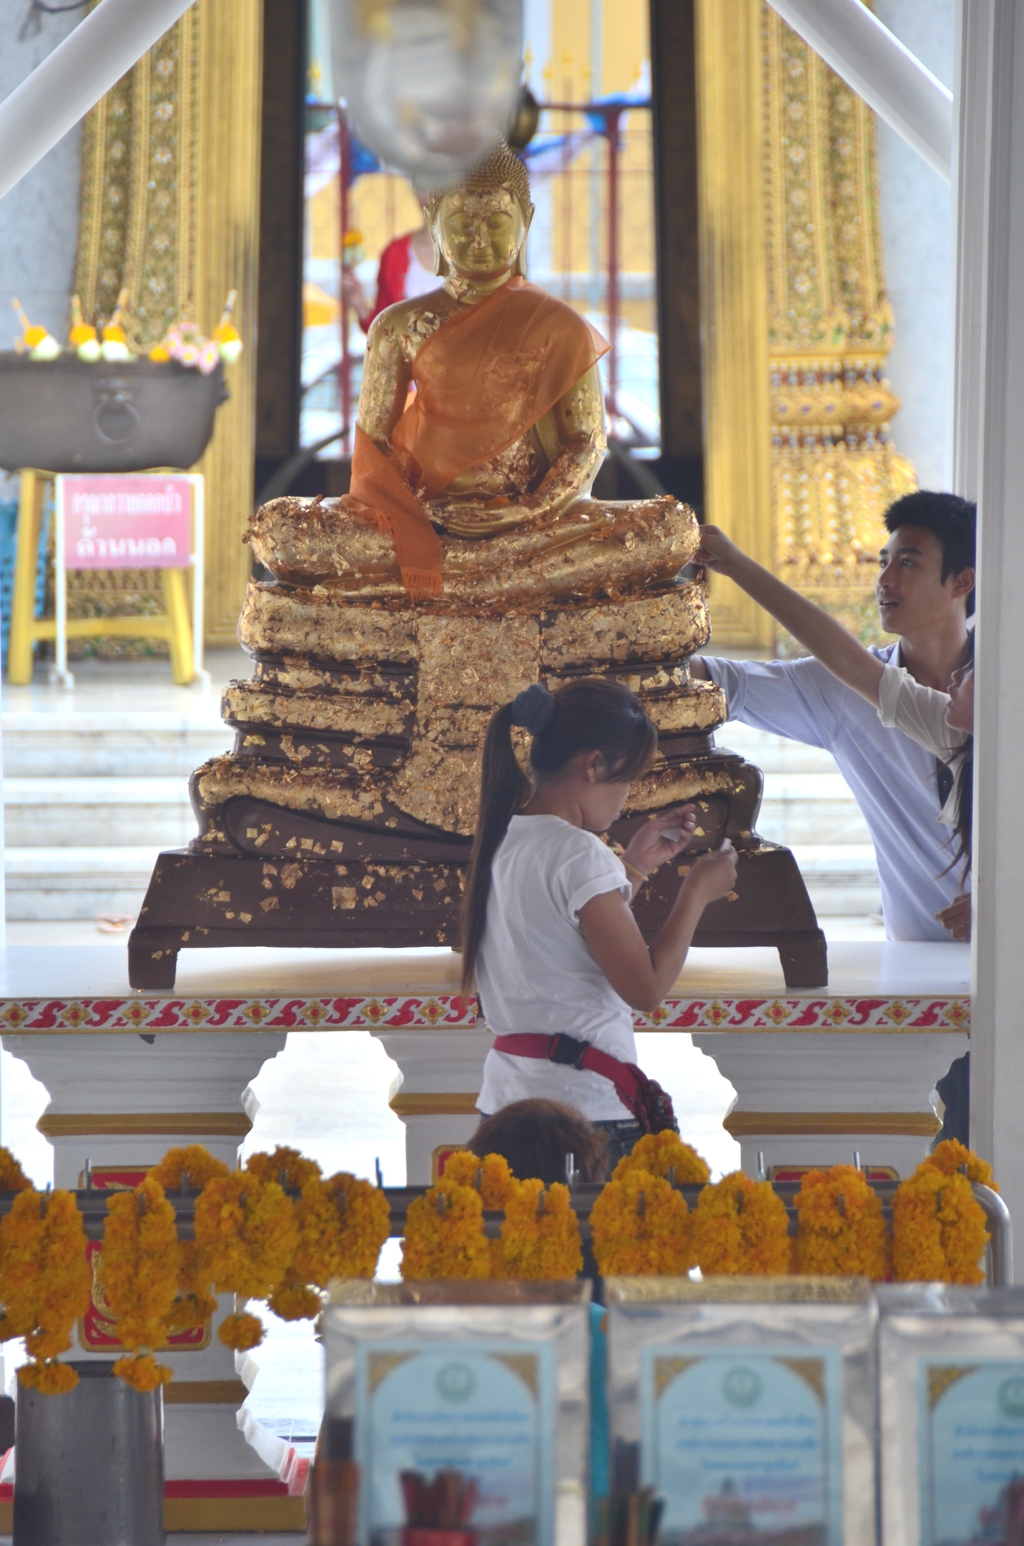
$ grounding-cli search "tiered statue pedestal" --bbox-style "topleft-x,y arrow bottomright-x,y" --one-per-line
0,940 -> 969,1531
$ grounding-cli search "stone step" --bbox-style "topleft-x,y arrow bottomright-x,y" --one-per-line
790,844 -> 882,918
3,847 -> 160,921
3,777 -> 193,848
756,773 -> 874,846
1,711 -> 231,778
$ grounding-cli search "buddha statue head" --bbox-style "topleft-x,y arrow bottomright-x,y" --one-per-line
426,139 -> 534,286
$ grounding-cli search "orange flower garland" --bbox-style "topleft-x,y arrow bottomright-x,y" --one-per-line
893,1161 -> 989,1284
612,1132 -> 710,1187
269,1172 -> 391,1320
440,1151 -> 518,1209
0,1149 -> 31,1193
246,1146 -> 322,1190
98,1176 -> 180,1391
496,1179 -> 582,1279
148,1145 -> 229,1191
692,1172 -> 791,1277
590,1169 -> 694,1276
922,1138 -> 997,1190
0,1190 -> 91,1392
193,1171 -> 299,1349
793,1166 -> 889,1280
148,1147 -> 229,1335
401,1182 -> 491,1280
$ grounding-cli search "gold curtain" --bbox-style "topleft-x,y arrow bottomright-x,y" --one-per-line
763,4 -> 916,640
72,0 -> 262,647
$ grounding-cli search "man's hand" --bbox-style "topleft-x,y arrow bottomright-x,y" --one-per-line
681,841 -> 738,905
936,893 -> 972,941
622,806 -> 698,878
693,525 -> 745,577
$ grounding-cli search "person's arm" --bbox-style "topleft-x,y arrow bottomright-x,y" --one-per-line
578,845 -> 737,1012
694,526 -> 885,707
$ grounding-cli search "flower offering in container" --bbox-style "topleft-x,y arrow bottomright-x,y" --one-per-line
878,1284 -> 1024,1546
605,1276 -> 878,1546
321,1280 -> 590,1546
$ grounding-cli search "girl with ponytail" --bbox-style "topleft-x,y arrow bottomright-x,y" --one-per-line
463,677 -> 737,1161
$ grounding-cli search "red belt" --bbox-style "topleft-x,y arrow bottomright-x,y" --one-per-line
490,1032 -> 677,1135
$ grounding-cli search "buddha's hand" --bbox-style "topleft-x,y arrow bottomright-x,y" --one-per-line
692,524 -> 744,576
623,806 -> 699,878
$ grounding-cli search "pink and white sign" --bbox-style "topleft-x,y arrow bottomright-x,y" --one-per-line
57,474 -> 194,569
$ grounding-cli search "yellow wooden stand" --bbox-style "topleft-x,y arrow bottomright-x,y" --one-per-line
6,470 -> 195,686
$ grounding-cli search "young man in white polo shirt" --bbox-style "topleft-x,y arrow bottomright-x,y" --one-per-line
688,490 -> 976,943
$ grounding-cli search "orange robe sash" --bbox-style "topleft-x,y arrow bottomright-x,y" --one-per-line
342,277 -> 608,598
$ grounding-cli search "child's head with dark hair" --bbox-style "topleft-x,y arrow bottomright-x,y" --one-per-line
460,677 -> 656,992
883,491 -> 976,612
470,1099 -> 611,1186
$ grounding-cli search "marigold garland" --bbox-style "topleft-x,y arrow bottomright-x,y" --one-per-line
440,1151 -> 518,1209
0,1190 -> 91,1391
401,1183 -> 491,1280
496,1179 -> 582,1279
97,1176 -> 180,1390
218,1310 -> 265,1351
612,1133 -> 710,1187
893,1161 -> 989,1284
0,1149 -> 31,1193
193,1172 -> 299,1302
922,1138 -> 997,1191
269,1172 -> 390,1320
793,1166 -> 889,1280
246,1146 -> 322,1191
591,1169 -> 693,1276
148,1145 -> 230,1192
692,1172 -> 791,1277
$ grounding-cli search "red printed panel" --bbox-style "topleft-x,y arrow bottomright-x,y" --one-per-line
78,1166 -> 209,1351
58,475 -> 193,569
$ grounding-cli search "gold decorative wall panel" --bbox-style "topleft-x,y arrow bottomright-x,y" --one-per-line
73,0 -> 262,647
695,0 -> 774,648
763,4 -> 916,640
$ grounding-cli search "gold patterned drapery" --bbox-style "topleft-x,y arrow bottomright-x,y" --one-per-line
763,4 -> 916,638
71,0 -> 262,647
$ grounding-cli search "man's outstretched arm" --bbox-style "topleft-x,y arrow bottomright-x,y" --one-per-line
693,526 -> 885,707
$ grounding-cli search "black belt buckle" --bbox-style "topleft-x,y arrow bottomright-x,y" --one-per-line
548,1033 -> 588,1069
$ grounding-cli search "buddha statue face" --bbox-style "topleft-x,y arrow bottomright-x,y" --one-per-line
432,186 -> 529,285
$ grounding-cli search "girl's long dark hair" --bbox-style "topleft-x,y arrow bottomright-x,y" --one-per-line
460,677 -> 656,992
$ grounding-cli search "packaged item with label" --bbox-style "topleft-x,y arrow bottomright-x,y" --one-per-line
606,1277 -> 878,1546
879,1283 -> 1024,1546
321,1281 -> 590,1546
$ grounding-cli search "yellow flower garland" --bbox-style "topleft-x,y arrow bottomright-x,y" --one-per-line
692,1172 -> 792,1277
401,1182 -> 491,1280
193,1171 -> 299,1350
496,1179 -> 582,1279
246,1145 -> 322,1191
148,1145 -> 230,1191
0,1190 -> 91,1392
97,1176 -> 180,1391
612,1132 -> 710,1187
893,1161 -> 989,1284
590,1169 -> 694,1276
922,1138 -> 997,1191
148,1147 -> 228,1335
0,1148 -> 31,1193
793,1166 -> 889,1281
440,1151 -> 518,1209
269,1172 -> 391,1320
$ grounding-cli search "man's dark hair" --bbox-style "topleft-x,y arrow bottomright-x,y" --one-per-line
883,490 -> 977,586
470,1099 -> 610,1186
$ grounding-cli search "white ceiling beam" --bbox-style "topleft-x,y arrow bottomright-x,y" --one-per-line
0,0 -> 197,204
766,0 -> 953,182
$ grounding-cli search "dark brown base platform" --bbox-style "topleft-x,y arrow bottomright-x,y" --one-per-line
127,839 -> 827,990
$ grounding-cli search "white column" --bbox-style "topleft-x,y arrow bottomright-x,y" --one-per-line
956,0 -> 1024,1281
371,1029 -> 491,1184
2,1031 -> 287,1484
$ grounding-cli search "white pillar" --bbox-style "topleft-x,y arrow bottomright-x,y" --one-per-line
2,1031 -> 287,1488
956,0 -> 1024,1280
371,1029 -> 491,1184
766,0 -> 953,180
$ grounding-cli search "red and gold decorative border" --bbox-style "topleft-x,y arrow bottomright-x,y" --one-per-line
0,993 -> 970,1033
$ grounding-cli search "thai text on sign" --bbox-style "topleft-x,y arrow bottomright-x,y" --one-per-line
57,474 -> 194,569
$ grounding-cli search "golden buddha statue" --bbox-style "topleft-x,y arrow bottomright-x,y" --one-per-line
128,143 -> 826,990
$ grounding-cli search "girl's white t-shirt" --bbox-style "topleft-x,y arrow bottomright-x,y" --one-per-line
475,814 -> 637,1121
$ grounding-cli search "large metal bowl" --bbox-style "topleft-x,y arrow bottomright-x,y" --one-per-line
0,353 -> 229,473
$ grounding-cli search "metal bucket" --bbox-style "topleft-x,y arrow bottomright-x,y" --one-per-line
0,353 -> 228,473
13,1361 -> 164,1546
